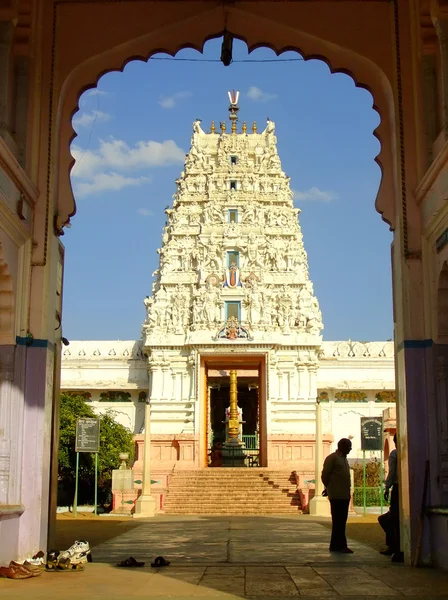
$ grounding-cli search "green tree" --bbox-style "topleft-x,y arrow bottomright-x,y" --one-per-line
58,393 -> 135,507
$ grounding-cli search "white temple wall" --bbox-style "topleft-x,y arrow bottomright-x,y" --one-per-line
60,340 -> 397,469
321,399 -> 396,460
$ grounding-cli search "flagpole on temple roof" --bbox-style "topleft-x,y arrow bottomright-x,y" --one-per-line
228,90 -> 239,133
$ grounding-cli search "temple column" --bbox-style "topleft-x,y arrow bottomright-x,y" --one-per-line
181,372 -> 188,402
134,398 -> 156,518
134,363 -> 158,518
300,365 -> 310,402
309,395 -> 330,516
160,363 -> 170,400
171,371 -> 177,400
296,365 -> 306,401
308,365 -> 318,403
281,371 -> 288,401
188,353 -> 196,402
149,361 -> 162,400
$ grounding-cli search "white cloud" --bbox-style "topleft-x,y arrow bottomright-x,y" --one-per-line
246,86 -> 278,103
74,173 -> 150,197
158,91 -> 192,109
73,110 -> 110,129
86,89 -> 108,97
71,138 -> 185,179
293,187 -> 339,203
70,136 -> 185,197
137,208 -> 154,217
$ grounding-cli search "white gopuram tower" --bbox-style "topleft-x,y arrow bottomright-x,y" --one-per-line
139,92 -> 323,490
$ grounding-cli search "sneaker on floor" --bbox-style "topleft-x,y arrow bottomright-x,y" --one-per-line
338,547 -> 354,554
59,540 -> 91,562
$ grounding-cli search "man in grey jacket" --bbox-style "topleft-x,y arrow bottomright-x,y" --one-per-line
321,438 -> 353,553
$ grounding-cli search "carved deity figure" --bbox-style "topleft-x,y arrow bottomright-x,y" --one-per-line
192,287 -> 205,325
277,285 -> 295,333
244,233 -> 265,269
244,280 -> 262,325
143,296 -> 155,325
171,284 -> 189,333
242,194 -> 259,224
305,297 -> 323,335
261,289 -> 275,327
202,235 -> 222,271
203,202 -> 224,225
204,282 -> 221,326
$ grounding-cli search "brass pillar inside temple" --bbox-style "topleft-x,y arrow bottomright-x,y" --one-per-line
227,369 -> 239,440
222,368 -> 246,466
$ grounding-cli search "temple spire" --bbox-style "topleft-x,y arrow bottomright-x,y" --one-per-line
228,90 -> 240,133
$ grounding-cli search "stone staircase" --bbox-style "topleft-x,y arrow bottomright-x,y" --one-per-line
163,468 -> 302,514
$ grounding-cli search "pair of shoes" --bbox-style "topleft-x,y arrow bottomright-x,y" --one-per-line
380,548 -> 394,556
59,540 -> 92,564
10,561 -> 44,577
46,548 -> 85,572
329,547 -> 354,554
0,564 -> 36,579
117,557 -> 145,568
391,551 -> 404,563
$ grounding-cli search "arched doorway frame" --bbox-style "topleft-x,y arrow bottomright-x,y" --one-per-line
47,2 -> 403,240
33,0 -> 429,560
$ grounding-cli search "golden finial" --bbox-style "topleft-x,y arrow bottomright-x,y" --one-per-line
231,120 -> 237,134
210,121 -> 215,134
252,121 -> 257,133
220,121 -> 226,133
242,121 -> 247,134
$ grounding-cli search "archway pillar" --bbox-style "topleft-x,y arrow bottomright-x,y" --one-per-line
391,0 -> 433,566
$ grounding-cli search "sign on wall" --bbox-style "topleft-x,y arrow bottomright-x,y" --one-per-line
75,418 -> 100,453
360,416 -> 383,451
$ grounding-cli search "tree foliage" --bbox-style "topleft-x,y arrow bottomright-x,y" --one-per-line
58,393 -> 135,506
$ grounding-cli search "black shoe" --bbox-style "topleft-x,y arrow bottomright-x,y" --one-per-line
391,552 -> 404,563
330,547 -> 354,554
380,548 -> 394,556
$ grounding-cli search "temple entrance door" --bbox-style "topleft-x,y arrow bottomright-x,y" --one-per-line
207,379 -> 260,467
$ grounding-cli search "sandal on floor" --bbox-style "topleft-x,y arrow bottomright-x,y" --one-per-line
151,556 -> 170,568
117,557 -> 145,568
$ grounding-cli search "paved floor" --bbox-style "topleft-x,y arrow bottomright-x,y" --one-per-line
1,515 -> 448,599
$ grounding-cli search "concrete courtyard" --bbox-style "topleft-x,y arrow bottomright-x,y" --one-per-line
1,515 -> 448,599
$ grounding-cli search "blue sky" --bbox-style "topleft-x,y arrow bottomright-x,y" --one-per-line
62,38 -> 393,342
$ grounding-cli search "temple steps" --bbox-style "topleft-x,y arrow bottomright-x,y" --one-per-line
163,469 -> 302,515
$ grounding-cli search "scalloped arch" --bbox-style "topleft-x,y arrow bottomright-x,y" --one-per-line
54,5 -> 398,231
0,243 -> 15,345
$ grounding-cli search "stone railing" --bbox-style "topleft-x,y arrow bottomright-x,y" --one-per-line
319,340 -> 394,359
61,340 -> 145,361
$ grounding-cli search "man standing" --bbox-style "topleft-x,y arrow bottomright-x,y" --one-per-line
384,434 -> 403,562
321,438 -> 353,554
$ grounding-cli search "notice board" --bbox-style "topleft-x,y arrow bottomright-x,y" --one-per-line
360,416 -> 383,451
75,418 -> 100,453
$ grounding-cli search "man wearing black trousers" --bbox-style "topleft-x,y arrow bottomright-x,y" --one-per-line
384,434 -> 404,563
321,438 -> 353,554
